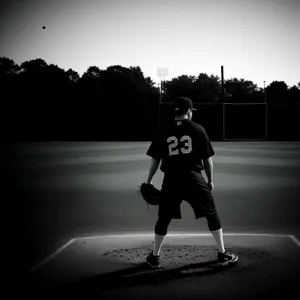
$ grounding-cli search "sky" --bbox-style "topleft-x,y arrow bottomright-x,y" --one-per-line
0,0 -> 299,88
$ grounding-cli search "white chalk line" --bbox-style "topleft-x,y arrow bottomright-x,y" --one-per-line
29,238 -> 76,273
29,232 -> 300,273
289,235 -> 300,249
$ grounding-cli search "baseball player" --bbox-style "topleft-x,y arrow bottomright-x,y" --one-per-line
144,97 -> 238,267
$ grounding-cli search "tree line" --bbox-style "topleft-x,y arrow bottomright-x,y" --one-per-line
1,56 -> 299,141
1,56 -> 300,105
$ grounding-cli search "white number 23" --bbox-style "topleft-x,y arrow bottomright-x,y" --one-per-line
167,135 -> 192,156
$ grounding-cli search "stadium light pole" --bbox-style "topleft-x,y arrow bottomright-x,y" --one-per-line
157,68 -> 162,103
221,65 -> 225,100
221,65 -> 226,141
157,67 -> 169,131
263,81 -> 268,140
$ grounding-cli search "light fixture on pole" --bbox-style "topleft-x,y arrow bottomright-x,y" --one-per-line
157,67 -> 169,103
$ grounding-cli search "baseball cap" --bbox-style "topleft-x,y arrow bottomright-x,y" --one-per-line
173,97 -> 197,114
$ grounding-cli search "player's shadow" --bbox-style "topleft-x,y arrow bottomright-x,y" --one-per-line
64,260 -> 236,297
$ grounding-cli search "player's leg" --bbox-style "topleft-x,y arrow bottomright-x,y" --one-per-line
188,172 -> 238,265
206,213 -> 225,253
154,174 -> 181,256
153,216 -> 172,256
146,175 -> 182,267
146,216 -> 172,267
149,202 -> 181,261
188,172 -> 224,254
206,213 -> 238,265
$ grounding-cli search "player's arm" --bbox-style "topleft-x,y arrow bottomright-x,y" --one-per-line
202,157 -> 214,191
198,125 -> 215,189
145,137 -> 162,184
146,158 -> 160,184
203,157 -> 213,182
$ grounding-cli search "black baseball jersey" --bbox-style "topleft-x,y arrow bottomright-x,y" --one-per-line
147,119 -> 215,174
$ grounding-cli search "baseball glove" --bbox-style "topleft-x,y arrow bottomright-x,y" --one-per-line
139,183 -> 162,205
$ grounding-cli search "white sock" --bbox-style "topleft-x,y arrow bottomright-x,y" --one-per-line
153,233 -> 166,256
210,228 -> 225,253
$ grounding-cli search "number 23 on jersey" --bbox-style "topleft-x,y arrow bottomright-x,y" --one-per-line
167,135 -> 192,156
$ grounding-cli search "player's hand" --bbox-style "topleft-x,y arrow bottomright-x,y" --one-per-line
207,181 -> 214,191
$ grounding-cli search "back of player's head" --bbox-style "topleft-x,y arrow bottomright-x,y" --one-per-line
173,97 -> 196,116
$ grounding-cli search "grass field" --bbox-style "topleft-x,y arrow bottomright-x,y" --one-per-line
5,141 -> 300,273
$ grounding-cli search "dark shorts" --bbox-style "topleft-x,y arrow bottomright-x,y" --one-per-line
159,171 -> 217,219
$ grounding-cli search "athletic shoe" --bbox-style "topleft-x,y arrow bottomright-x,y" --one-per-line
217,250 -> 238,266
146,251 -> 160,268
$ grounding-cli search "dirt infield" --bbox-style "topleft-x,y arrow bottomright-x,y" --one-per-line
27,234 -> 300,300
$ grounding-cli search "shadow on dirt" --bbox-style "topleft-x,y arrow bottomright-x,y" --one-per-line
61,259 -> 236,298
